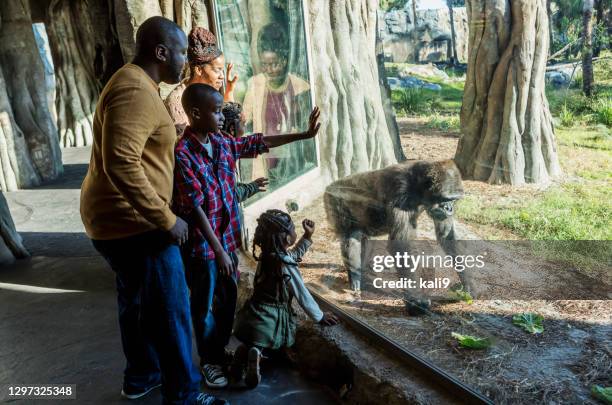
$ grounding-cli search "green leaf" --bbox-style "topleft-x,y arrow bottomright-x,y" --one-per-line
454,289 -> 473,304
451,332 -> 491,349
449,284 -> 473,304
592,385 -> 612,404
512,313 -> 544,334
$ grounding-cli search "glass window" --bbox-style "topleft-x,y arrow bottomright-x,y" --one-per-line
214,0 -> 317,203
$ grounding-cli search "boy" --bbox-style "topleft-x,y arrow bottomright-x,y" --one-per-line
172,84 -> 321,388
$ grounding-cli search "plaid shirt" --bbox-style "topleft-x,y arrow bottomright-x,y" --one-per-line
173,127 -> 268,259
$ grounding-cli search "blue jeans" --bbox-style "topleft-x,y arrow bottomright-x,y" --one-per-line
186,253 -> 238,365
93,230 -> 201,405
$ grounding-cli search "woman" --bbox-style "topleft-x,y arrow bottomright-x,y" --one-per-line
242,22 -> 311,185
165,27 -> 238,136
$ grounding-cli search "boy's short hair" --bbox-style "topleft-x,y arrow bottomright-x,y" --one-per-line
221,102 -> 242,132
181,83 -> 222,114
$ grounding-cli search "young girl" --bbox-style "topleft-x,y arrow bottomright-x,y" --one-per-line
232,209 -> 338,388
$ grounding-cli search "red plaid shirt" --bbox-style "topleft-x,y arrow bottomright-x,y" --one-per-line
173,127 -> 268,259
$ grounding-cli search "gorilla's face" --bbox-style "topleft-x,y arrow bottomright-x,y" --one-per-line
419,160 -> 464,205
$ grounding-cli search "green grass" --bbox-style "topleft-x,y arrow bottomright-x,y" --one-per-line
425,113 -> 460,131
555,126 -> 612,151
457,183 -> 611,240
391,81 -> 464,116
546,55 -> 612,128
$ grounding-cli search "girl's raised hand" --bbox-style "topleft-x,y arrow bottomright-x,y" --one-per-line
302,219 -> 315,239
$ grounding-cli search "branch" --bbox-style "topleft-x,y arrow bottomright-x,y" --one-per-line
548,37 -> 581,61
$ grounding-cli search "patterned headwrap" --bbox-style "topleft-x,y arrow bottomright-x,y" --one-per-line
188,27 -> 223,65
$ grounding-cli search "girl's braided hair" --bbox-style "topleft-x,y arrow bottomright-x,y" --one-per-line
252,209 -> 295,263
221,102 -> 242,133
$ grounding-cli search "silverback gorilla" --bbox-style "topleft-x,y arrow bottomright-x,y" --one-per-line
324,160 -> 466,300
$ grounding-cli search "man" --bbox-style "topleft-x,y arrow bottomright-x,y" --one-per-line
80,16 -> 227,405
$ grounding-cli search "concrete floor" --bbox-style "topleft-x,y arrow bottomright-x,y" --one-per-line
0,147 -> 335,404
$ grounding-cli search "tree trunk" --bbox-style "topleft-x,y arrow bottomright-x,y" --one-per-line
455,0 -> 561,185
308,0 -> 402,180
46,0 -> 100,147
582,0 -> 594,97
412,0 -> 418,28
0,191 -> 29,265
593,0 -> 604,57
376,10 -> 405,163
547,0 -> 554,57
448,1 -> 459,65
0,0 -> 62,187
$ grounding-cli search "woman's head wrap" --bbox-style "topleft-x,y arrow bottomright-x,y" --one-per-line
188,27 -> 223,65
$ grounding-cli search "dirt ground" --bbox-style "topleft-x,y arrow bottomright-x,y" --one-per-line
294,117 -> 611,404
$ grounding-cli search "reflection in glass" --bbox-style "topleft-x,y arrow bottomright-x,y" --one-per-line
215,0 -> 317,203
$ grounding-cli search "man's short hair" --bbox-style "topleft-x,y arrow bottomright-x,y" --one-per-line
135,16 -> 183,57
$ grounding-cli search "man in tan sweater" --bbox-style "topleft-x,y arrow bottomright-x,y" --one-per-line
80,16 -> 226,405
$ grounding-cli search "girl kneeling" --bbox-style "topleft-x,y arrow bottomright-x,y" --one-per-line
233,209 -> 338,388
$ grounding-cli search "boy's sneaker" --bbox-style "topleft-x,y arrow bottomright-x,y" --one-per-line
244,347 -> 261,389
202,364 -> 228,388
229,344 -> 248,382
195,392 -> 229,405
120,383 -> 161,400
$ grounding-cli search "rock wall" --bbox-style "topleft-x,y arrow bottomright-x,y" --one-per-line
379,6 -> 468,63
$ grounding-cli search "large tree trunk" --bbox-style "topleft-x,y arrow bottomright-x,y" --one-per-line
0,192 -> 28,265
582,0 -> 594,97
0,0 -> 62,188
308,0 -> 402,180
412,0 -> 418,28
448,0 -> 459,65
46,0 -> 100,147
455,0 -> 561,185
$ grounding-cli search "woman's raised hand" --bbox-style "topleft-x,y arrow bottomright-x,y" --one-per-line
226,63 -> 239,93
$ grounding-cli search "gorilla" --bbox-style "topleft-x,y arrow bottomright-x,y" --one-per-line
324,159 -> 467,302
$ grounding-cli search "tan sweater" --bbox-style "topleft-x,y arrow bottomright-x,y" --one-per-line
80,64 -> 177,240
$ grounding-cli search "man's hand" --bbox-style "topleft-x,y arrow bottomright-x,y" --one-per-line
215,249 -> 236,277
302,219 -> 315,240
319,312 -> 339,326
169,216 -> 189,245
252,177 -> 269,193
304,107 -> 321,139
226,63 -> 239,94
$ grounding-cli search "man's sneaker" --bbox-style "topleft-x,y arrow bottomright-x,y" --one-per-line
202,364 -> 228,388
244,347 -> 261,389
120,383 -> 161,400
195,392 -> 229,405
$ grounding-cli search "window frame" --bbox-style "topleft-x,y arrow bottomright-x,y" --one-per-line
209,0 -> 324,246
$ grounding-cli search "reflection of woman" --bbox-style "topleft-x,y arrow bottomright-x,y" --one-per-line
242,23 -> 311,184
165,27 -> 238,136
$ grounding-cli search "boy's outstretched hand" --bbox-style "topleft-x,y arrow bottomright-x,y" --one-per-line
304,107 -> 321,139
302,219 -> 315,240
319,312 -> 339,326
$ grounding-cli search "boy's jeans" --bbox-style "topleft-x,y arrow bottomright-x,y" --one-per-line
186,252 -> 238,366
92,230 -> 201,405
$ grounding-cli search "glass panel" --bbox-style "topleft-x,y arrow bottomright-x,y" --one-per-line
215,0 -> 317,204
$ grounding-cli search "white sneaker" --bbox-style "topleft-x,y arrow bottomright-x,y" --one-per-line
202,364 -> 228,388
